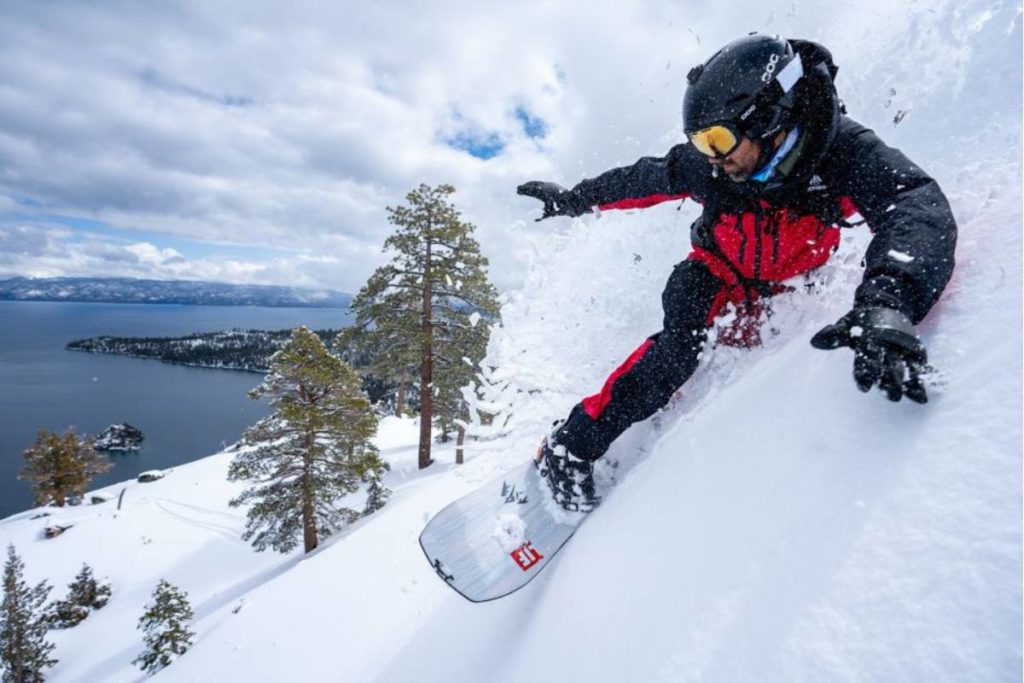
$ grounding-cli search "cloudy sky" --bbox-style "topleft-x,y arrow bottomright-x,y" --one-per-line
0,0 -> 1007,293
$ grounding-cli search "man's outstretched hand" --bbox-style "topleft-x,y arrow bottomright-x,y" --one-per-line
517,181 -> 589,221
811,307 -> 930,404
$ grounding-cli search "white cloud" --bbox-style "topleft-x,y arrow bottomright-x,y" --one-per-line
0,1 -> 699,291
124,242 -> 186,266
0,223 -> 359,288
1,0 -> 1015,292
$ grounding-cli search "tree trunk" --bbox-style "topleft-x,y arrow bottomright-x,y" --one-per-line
303,493 -> 317,554
302,429 -> 318,554
396,378 -> 406,417
456,424 -> 466,465
418,237 -> 434,469
302,501 -> 317,552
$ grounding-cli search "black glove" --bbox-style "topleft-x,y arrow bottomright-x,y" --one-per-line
516,181 -> 590,221
810,307 -> 929,404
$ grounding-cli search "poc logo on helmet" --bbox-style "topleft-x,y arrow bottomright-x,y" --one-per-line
761,53 -> 780,83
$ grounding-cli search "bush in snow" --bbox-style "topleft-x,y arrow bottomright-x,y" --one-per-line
47,602 -> 87,631
363,469 -> 391,516
133,579 -> 194,675
47,564 -> 111,629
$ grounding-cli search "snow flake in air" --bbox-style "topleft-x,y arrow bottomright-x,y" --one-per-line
887,250 -> 915,263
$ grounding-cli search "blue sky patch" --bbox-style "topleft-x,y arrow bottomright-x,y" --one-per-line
447,131 -> 505,160
515,107 -> 547,139
444,106 -> 547,159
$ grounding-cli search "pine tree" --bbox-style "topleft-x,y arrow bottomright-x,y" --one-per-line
20,429 -> 113,507
46,601 -> 87,631
48,564 -> 111,629
362,469 -> 390,516
132,579 -> 194,674
228,326 -> 390,554
70,564 -> 110,610
348,183 -> 499,468
0,545 -> 56,683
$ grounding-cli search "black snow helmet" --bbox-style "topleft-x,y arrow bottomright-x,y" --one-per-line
683,34 -> 804,144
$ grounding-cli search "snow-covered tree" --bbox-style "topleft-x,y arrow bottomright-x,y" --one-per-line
0,545 -> 56,683
362,469 -> 390,516
229,326 -> 390,554
347,183 -> 499,468
433,307 -> 496,464
19,429 -> 112,507
133,579 -> 194,675
46,601 -> 87,632
48,564 -> 111,629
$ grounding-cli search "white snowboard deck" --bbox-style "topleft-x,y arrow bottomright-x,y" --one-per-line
419,461 -> 585,602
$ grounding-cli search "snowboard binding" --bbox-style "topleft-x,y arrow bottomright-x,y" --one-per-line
535,423 -> 601,513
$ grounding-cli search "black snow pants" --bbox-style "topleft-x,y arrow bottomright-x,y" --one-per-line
555,259 -> 723,460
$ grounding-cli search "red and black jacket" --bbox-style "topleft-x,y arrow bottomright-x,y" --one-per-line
551,40 -> 958,460
564,40 -> 957,326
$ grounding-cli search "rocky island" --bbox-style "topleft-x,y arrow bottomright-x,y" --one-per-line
93,423 -> 145,452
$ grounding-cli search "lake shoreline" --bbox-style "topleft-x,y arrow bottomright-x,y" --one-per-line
0,300 -> 351,517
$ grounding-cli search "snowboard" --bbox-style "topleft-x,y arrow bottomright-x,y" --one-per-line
419,460 -> 586,602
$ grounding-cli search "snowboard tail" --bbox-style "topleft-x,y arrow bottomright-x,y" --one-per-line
419,461 -> 585,602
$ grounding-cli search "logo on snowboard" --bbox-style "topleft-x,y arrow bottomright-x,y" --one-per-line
500,482 -> 529,504
510,542 -> 544,571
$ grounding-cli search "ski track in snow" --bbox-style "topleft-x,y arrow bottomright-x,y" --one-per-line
152,498 -> 244,541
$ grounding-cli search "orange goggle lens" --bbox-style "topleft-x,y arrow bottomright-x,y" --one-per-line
688,125 -> 740,158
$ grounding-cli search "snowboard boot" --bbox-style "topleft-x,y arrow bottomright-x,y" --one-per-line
535,421 -> 601,512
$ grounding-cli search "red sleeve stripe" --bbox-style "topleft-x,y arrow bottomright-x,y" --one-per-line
581,339 -> 655,420
598,193 -> 690,212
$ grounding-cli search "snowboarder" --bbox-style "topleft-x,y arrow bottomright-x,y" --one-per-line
518,34 -> 957,512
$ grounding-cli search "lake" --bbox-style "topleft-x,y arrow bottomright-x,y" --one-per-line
0,301 -> 351,518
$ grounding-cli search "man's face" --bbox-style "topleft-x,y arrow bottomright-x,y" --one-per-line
708,136 -> 761,182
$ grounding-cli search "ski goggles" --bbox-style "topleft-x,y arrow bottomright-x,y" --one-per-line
687,123 -> 743,159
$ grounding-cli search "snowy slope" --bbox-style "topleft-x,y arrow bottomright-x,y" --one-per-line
1,1 -> 1020,682
0,417 -> 469,683
378,137 -> 1022,683
382,184 -> 1023,682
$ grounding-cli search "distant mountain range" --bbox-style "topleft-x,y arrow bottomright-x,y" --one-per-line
0,277 -> 352,308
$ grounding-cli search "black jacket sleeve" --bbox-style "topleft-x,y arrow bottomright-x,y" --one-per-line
833,119 -> 957,324
567,143 -> 705,210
